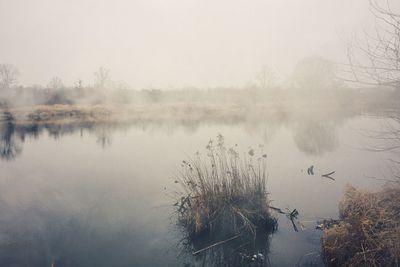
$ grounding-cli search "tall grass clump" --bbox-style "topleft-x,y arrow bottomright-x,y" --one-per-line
322,185 -> 400,266
174,135 -> 276,240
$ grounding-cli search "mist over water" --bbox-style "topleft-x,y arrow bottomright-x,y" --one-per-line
0,105 -> 394,266
1,0 -> 400,266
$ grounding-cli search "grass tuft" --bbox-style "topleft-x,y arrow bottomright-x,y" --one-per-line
174,134 -> 276,240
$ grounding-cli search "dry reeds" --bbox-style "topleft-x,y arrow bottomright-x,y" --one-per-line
174,135 -> 276,240
322,185 -> 400,266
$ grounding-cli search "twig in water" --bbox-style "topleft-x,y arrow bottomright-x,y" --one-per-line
322,171 -> 335,180
307,165 -> 314,175
289,209 -> 300,232
270,206 -> 286,214
192,235 -> 240,255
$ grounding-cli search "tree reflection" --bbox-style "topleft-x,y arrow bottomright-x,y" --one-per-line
94,125 -> 113,148
0,121 -> 22,160
292,121 -> 338,156
0,121 -> 120,160
0,104 -> 371,161
0,117 -> 341,161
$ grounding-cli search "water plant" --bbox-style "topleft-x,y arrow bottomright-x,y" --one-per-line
174,134 -> 276,241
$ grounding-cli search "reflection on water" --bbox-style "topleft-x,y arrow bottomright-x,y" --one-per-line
292,121 -> 337,156
0,106 -> 357,161
0,121 -> 124,160
180,227 -> 274,267
0,107 -> 397,266
0,157 -> 179,267
0,121 -> 22,160
0,209 -> 141,267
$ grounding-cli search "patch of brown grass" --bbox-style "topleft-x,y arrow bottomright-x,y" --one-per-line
174,135 -> 276,240
322,185 -> 400,266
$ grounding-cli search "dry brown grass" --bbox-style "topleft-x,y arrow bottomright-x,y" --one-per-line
322,185 -> 400,266
174,135 -> 276,240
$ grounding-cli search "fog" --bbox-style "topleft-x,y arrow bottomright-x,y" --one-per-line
2,1 -> 400,266
0,0 -> 376,88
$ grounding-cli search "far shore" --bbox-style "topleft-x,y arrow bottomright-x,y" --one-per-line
1,89 -> 398,125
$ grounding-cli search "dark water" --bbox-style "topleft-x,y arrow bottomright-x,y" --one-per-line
0,112 -> 395,266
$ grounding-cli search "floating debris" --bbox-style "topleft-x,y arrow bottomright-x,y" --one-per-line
270,206 -> 304,232
315,219 -> 340,230
307,165 -> 314,175
321,171 -> 335,180
237,252 -> 265,264
270,206 -> 286,214
289,209 -> 300,232
251,253 -> 264,262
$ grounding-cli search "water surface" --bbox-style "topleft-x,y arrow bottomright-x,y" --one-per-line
0,113 -> 394,266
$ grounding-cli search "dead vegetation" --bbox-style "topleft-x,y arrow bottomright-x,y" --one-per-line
322,185 -> 400,266
174,135 -> 276,241
174,135 -> 276,266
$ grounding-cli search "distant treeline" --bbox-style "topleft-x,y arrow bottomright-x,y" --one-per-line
0,55 -> 399,108
0,84 -> 399,110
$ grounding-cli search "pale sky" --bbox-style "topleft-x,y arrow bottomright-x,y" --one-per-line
0,0 -> 382,88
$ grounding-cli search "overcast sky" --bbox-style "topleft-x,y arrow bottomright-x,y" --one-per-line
0,0 -> 387,88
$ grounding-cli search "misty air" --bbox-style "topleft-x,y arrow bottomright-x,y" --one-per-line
0,0 -> 400,266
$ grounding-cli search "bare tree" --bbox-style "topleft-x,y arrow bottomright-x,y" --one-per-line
74,79 -> 83,89
290,56 -> 340,90
347,1 -> 400,178
47,76 -> 64,90
256,66 -> 277,90
346,0 -> 400,87
94,67 -> 110,89
0,64 -> 19,89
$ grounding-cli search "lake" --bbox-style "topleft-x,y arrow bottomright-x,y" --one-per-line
0,110 -> 394,266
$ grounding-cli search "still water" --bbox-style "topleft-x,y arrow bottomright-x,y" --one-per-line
0,114 -> 394,266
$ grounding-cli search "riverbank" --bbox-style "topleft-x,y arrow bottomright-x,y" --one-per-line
0,88 -> 397,126
322,185 -> 400,266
